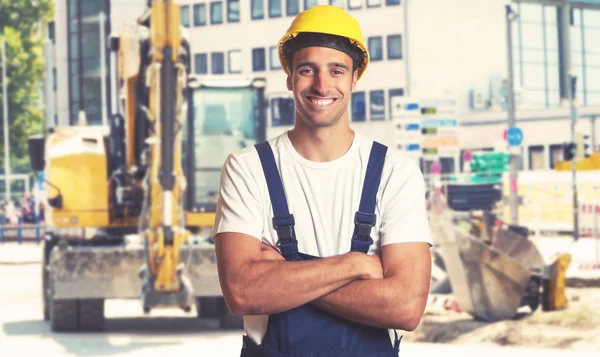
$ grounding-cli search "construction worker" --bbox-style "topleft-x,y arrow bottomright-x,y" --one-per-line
212,5 -> 432,356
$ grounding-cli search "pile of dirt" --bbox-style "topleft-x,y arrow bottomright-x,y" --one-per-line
401,287 -> 600,351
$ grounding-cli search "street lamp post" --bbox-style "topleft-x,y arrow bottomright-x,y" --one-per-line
1,37 -> 10,202
505,5 -> 519,225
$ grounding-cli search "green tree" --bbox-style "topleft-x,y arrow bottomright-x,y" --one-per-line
0,0 -> 53,174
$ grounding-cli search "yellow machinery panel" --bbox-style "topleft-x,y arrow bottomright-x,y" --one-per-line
45,127 -> 109,228
554,152 -> 600,171
542,253 -> 571,312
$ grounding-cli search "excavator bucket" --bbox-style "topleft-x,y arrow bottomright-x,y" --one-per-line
429,209 -> 547,321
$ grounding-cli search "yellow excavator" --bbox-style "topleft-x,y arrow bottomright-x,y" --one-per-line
28,0 -> 266,332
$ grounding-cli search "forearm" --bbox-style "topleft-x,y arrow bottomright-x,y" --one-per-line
312,278 -> 422,331
230,254 -> 362,316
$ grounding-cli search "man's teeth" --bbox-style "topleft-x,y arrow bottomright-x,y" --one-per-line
310,98 -> 334,106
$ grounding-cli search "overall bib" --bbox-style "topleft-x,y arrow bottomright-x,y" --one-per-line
240,141 -> 401,357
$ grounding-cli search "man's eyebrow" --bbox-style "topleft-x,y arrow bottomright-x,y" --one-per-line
295,61 -> 350,70
329,62 -> 350,70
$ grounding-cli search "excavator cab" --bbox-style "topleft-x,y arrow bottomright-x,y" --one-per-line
183,77 -> 267,226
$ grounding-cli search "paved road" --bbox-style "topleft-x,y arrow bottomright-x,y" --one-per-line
1,263 -> 599,356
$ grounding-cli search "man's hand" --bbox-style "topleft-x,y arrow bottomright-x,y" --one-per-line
358,253 -> 383,280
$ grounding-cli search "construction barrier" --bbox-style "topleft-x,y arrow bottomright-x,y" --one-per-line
580,202 -> 600,238
501,170 -> 600,235
0,219 -> 44,244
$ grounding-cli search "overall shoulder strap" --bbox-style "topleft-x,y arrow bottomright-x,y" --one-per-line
254,141 -> 299,260
351,141 -> 388,253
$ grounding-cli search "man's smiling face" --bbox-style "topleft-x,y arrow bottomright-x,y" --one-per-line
287,46 -> 358,129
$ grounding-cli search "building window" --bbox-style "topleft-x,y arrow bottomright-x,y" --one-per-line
48,21 -> 56,42
270,46 -> 281,69
67,0 -> 111,126
388,88 -> 404,118
252,48 -> 266,71
251,0 -> 264,19
511,3 -> 566,109
386,0 -> 400,5
549,144 -> 563,169
229,50 -> 242,73
370,90 -> 385,120
440,158 -> 455,175
227,0 -> 240,22
287,0 -> 299,16
211,52 -> 225,74
181,5 -> 190,27
348,0 -> 362,10
210,1 -> 223,24
271,98 -> 295,126
368,37 -> 383,61
329,0 -> 344,8
269,0 -> 282,17
367,0 -> 381,8
528,145 -> 545,170
304,0 -> 318,10
193,4 -> 207,26
351,92 -> 366,122
195,53 -> 208,74
387,34 -> 402,59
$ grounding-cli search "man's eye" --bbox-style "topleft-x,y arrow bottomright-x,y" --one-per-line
332,70 -> 343,75
299,68 -> 314,74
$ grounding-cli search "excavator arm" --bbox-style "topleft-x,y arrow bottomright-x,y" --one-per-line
137,0 -> 193,311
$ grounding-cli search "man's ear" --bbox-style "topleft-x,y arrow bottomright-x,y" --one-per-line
351,70 -> 358,92
286,75 -> 292,91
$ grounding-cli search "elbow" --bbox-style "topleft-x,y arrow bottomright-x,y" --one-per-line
397,313 -> 424,332
390,310 -> 424,332
389,297 -> 427,331
221,280 -> 251,316
222,286 -> 249,316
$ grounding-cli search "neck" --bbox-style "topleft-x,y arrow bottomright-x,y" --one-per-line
288,117 -> 355,163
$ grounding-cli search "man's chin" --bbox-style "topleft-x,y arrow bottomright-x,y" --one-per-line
304,117 -> 339,128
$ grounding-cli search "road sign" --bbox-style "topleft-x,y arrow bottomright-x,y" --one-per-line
463,150 -> 473,162
392,97 -> 459,159
506,126 -> 523,146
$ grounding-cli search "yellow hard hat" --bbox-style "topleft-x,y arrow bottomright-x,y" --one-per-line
277,5 -> 369,81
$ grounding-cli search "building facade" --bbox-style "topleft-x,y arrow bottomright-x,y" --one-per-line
45,0 -> 600,173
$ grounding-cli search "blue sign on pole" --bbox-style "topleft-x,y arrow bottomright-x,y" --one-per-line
507,126 -> 524,146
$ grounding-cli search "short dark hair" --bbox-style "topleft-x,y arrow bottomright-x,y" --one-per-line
282,32 -> 365,73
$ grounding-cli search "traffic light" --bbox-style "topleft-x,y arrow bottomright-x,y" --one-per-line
563,142 -> 576,161
575,133 -> 592,160
585,135 -> 592,157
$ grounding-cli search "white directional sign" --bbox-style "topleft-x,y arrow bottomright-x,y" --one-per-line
391,97 -> 460,159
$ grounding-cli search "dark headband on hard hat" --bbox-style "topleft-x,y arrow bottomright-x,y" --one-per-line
282,32 -> 365,71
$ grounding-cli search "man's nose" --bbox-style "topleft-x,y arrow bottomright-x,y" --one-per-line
312,71 -> 332,96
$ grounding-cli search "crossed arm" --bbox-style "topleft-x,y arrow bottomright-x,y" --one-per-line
214,232 -> 432,331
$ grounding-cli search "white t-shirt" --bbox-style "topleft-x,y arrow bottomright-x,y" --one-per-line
211,130 -> 432,346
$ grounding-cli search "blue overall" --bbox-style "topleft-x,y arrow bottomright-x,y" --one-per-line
240,141 -> 401,357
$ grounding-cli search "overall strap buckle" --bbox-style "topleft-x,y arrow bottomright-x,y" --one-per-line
273,215 -> 299,261
352,212 -> 375,244
273,215 -> 296,245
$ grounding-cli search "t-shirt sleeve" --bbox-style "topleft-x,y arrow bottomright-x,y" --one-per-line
378,157 -> 433,247
210,152 -> 264,242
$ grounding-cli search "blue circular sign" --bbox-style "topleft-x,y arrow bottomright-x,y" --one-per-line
507,127 -> 523,146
